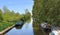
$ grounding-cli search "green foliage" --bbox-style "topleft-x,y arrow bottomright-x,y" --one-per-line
33,0 -> 60,26
24,9 -> 31,21
1,6 -> 24,21
0,6 -> 31,21
0,9 -> 3,21
0,6 -> 31,31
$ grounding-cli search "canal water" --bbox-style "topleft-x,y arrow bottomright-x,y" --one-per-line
5,18 -> 34,35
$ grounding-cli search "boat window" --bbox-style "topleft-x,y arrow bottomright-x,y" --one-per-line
51,32 -> 55,35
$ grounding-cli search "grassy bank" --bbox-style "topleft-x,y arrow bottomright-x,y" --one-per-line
0,22 -> 15,32
33,22 -> 49,35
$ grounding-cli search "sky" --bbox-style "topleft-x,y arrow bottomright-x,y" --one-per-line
0,0 -> 34,14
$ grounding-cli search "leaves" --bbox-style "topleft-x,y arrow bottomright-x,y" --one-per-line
33,0 -> 60,26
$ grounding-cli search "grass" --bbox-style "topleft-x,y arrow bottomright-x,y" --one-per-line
0,21 -> 15,32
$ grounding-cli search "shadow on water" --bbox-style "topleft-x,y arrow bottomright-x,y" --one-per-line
33,22 -> 50,35
4,18 -> 34,35
15,26 -> 22,29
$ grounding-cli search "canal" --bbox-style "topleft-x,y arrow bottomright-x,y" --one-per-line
5,18 -> 34,35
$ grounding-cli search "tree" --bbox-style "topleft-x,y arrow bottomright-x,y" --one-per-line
0,9 -> 3,21
2,6 -> 22,21
24,9 -> 31,21
33,0 -> 60,26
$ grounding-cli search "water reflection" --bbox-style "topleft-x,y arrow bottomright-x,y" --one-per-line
15,26 -> 22,29
5,18 -> 34,35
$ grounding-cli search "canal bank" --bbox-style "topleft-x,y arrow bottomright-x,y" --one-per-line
0,24 -> 15,35
33,22 -> 49,35
5,18 -> 34,35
